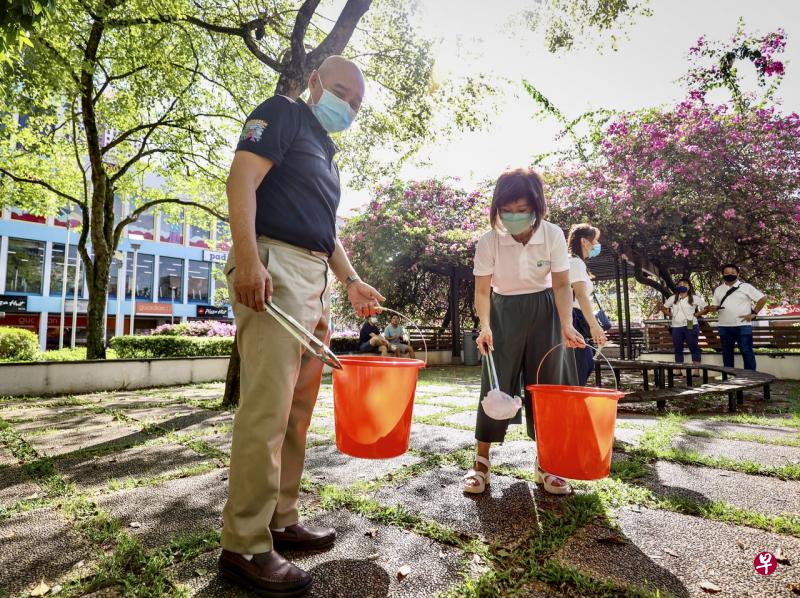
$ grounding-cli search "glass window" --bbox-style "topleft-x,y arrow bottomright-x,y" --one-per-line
50,244 -> 86,298
125,253 -> 154,300
128,202 -> 155,240
6,238 -> 45,294
216,220 -> 231,251
109,253 -> 126,298
9,207 -> 46,224
160,211 -> 185,244
188,223 -> 211,248
54,204 -> 82,228
158,256 -> 184,302
187,260 -> 210,303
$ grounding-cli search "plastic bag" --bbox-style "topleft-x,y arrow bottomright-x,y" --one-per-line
480,352 -> 522,420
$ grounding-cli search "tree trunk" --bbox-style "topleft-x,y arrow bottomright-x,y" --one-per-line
85,256 -> 109,359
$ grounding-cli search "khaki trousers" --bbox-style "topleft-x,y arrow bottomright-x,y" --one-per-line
221,237 -> 330,554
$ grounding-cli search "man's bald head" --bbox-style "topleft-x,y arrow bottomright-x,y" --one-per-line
308,55 -> 365,114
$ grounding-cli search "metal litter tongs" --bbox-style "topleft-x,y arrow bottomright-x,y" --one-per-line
264,301 -> 342,370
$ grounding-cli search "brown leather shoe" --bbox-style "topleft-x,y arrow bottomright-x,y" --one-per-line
218,549 -> 312,597
271,523 -> 336,552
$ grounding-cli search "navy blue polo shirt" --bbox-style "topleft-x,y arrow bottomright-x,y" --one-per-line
235,96 -> 340,256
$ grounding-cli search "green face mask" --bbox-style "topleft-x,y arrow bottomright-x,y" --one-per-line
500,212 -> 533,235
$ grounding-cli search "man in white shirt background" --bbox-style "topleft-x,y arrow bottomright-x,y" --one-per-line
708,264 -> 767,371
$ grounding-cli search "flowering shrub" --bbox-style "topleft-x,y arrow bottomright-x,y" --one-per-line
329,330 -> 360,353
338,178 -> 488,326
110,336 -> 233,358
152,320 -> 235,337
0,327 -> 39,361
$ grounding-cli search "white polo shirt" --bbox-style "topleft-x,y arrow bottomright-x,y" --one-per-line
663,294 -> 707,328
712,282 -> 765,327
569,256 -> 594,308
473,220 -> 570,296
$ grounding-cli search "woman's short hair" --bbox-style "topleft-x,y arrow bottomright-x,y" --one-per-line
567,223 -> 600,259
490,168 -> 547,231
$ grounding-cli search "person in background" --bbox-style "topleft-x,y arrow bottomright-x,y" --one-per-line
465,168 -> 584,496
383,314 -> 416,358
708,264 -> 767,371
567,223 -> 608,385
660,278 -> 710,368
359,316 -> 390,356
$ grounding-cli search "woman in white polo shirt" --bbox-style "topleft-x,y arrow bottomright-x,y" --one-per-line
567,224 -> 608,385
660,278 -> 709,367
463,168 -> 584,496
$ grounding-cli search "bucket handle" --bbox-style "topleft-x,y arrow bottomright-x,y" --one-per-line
375,307 -> 428,366
484,351 -> 500,391
535,341 -> 618,391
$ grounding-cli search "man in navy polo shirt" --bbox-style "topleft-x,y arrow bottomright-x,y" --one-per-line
219,56 -> 384,596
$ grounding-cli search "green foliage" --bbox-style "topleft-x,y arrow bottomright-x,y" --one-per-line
0,327 -> 39,361
109,335 -> 233,358
0,0 -> 54,63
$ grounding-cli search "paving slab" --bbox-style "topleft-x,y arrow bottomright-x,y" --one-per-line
25,422 -> 145,457
411,403 -> 452,419
196,432 -> 232,455
0,463 -> 40,508
57,442 -> 214,492
615,414 -> 661,428
671,435 -> 800,467
96,469 -> 228,549
408,423 -> 475,454
491,441 -> 537,470
178,411 -> 234,434
615,427 -> 645,446
84,391 -> 183,407
122,404 -> 210,423
0,404 -> 89,422
684,419 -> 800,442
556,506 -> 800,597
374,466 -> 557,544
304,445 -> 421,487
415,393 -> 479,409
0,508 -> 91,596
442,410 -> 477,429
170,509 -> 469,597
643,460 -> 800,517
14,412 -> 118,434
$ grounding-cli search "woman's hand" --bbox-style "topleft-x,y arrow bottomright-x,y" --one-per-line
561,324 -> 586,349
476,328 -> 494,355
589,321 -> 608,347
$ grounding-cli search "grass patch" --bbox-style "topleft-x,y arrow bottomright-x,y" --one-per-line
105,462 -> 220,493
684,429 -> 800,448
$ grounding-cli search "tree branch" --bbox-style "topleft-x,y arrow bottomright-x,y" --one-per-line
307,0 -> 372,69
0,168 -> 82,206
70,101 -> 90,206
289,0 -> 321,67
115,198 -> 227,246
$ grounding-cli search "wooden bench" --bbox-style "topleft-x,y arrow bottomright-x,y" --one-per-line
594,359 -> 776,413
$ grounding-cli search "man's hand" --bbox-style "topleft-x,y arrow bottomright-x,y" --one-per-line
476,328 -> 494,355
589,321 -> 608,347
348,281 -> 385,317
233,261 -> 273,312
742,313 -> 756,322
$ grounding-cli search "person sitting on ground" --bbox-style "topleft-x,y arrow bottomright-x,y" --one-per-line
359,316 -> 390,356
383,314 -> 416,358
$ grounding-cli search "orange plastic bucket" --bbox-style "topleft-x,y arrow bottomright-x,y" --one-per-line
333,355 -> 425,458
526,383 -> 624,480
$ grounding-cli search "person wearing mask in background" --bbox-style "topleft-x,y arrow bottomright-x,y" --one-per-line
220,56 -> 385,596
359,316 -> 390,356
384,314 -> 416,358
708,264 -> 767,371
660,278 -> 710,368
567,223 -> 608,385
465,168 -> 584,496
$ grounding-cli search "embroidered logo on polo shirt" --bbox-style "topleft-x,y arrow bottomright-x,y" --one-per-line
536,260 -> 551,267
240,119 -> 268,142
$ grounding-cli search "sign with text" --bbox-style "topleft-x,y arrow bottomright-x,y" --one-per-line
64,299 -> 89,313
196,305 -> 229,319
0,295 -> 28,313
202,250 -> 229,264
135,302 -> 172,316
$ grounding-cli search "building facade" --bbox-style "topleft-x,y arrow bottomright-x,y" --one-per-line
0,203 -> 232,350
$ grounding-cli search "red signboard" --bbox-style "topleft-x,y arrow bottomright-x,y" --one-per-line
135,302 -> 172,316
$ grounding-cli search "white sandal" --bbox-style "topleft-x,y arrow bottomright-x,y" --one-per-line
534,460 -> 572,495
463,455 -> 491,494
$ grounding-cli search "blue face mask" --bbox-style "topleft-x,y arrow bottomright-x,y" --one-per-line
499,212 -> 533,235
588,243 -> 602,258
310,76 -> 357,133
677,286 -> 689,294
